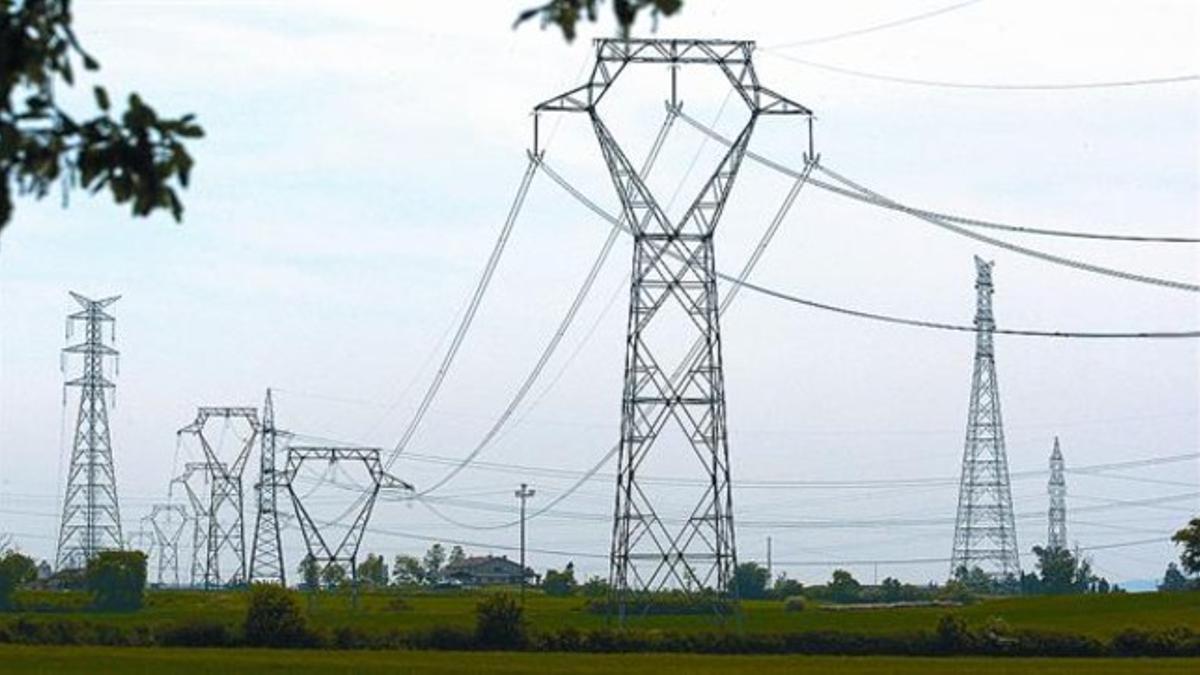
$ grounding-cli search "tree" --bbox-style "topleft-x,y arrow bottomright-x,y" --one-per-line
879,577 -> 905,603
244,583 -> 311,647
357,553 -> 388,589
579,575 -> 608,598
298,556 -> 320,591
772,573 -> 803,600
733,561 -> 770,600
320,562 -> 347,590
86,550 -> 146,610
448,545 -> 466,568
1172,517 -> 1200,576
542,562 -> 577,597
0,550 -> 36,610
1031,545 -> 1102,595
392,554 -> 424,586
514,0 -> 683,42
827,569 -> 861,604
423,543 -> 446,583
1159,562 -> 1190,592
1,1 -> 203,235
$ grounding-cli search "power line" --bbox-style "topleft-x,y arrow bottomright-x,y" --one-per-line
539,157 -> 1200,337
769,0 -> 986,49
761,50 -> 1200,90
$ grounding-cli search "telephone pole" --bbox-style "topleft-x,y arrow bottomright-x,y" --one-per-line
55,292 -> 125,571
515,483 -> 535,604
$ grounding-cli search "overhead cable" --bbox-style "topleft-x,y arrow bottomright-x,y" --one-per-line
770,0 -> 985,49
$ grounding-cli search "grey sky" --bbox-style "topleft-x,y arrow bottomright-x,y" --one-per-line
1,0 -> 1197,586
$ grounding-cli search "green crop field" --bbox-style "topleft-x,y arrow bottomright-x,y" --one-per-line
14,587 -> 1198,639
0,645 -> 1196,675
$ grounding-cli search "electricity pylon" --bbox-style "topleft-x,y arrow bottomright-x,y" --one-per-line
534,38 -> 812,620
149,503 -> 189,586
171,461 -> 214,587
283,445 -> 412,605
1048,437 -> 1068,551
951,257 -> 1021,585
55,292 -> 125,571
250,388 -> 286,584
178,407 -> 259,588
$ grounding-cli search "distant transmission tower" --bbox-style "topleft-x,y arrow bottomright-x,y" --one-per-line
250,388 -> 286,584
149,503 -> 189,586
951,257 -> 1021,583
171,461 -> 214,587
1048,436 -> 1068,551
178,407 -> 259,588
55,292 -> 125,571
535,38 -> 812,620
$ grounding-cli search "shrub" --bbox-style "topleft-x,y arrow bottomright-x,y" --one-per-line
1112,627 -> 1200,657
935,614 -> 974,652
475,592 -> 526,649
158,619 -> 235,647
244,583 -> 312,648
86,551 -> 146,611
783,595 -> 808,612
0,553 -> 37,610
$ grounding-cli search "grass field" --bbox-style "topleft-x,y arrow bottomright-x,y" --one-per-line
16,587 -> 1197,639
1,645 -> 1197,674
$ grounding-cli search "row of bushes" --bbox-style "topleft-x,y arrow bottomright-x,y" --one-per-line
2,613 -> 1198,657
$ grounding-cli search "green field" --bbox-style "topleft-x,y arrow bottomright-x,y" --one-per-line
0,645 -> 1196,674
15,587 -> 1198,639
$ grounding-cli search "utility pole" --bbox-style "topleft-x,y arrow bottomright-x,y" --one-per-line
766,536 -> 773,581
56,292 -> 124,571
534,38 -> 812,623
951,257 -> 1020,587
514,483 -> 535,604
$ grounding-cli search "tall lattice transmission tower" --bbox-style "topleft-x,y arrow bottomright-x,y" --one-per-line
55,292 -> 125,571
250,388 -> 286,584
1048,436 -> 1067,550
535,38 -> 812,619
950,257 -> 1021,583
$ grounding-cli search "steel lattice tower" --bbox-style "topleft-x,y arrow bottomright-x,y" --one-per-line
149,503 -> 189,586
951,257 -> 1021,583
55,292 -> 125,571
1048,436 -> 1068,551
535,39 -> 812,619
178,407 -> 259,588
250,388 -> 286,584
171,461 -> 214,587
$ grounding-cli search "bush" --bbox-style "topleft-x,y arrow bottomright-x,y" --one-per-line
1112,627 -> 1200,657
935,614 -> 974,652
244,583 -> 312,648
783,595 -> 808,612
475,592 -> 526,649
0,552 -> 36,610
158,619 -> 235,647
86,551 -> 146,611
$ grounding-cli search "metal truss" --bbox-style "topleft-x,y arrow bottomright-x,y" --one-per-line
55,292 -> 125,572
148,503 -> 189,587
283,446 -> 412,601
534,38 -> 813,621
951,257 -> 1021,584
250,389 -> 287,585
170,461 -> 215,587
1048,437 -> 1068,551
178,407 -> 259,588
126,518 -> 155,560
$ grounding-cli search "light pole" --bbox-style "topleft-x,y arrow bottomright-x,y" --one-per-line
515,483 -> 536,604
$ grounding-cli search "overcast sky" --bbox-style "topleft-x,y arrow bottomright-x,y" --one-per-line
1,0 -> 1198,587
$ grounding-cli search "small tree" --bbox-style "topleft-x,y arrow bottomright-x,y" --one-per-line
86,550 -> 146,611
448,545 -> 466,568
828,569 -> 861,603
392,554 -> 424,586
734,561 -> 770,600
0,551 -> 36,610
423,543 -> 446,583
321,562 -> 347,590
298,556 -> 320,591
542,562 -> 577,597
1172,517 -> 1200,576
475,592 -> 526,648
579,575 -> 608,598
244,583 -> 310,647
357,553 -> 388,589
772,573 -> 803,599
1159,563 -> 1190,592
